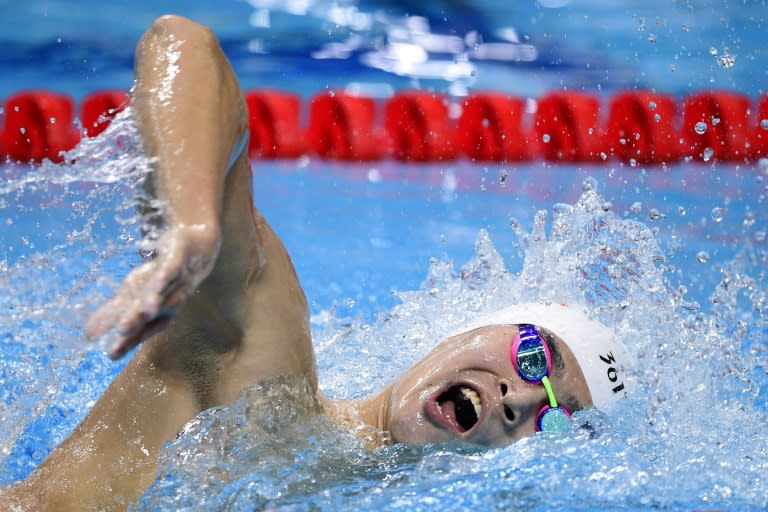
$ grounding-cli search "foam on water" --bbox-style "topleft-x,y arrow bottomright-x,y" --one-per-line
0,106 -> 153,337
130,185 -> 768,509
0,107 -> 153,475
0,111 -> 767,509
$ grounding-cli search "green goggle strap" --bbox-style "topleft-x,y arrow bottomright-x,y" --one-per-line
541,376 -> 559,408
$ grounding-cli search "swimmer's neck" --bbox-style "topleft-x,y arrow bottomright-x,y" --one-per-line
318,385 -> 394,448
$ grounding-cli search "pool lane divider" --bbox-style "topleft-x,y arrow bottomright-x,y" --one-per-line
1,89 -> 767,164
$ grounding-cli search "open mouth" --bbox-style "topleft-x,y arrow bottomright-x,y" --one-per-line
434,384 -> 483,433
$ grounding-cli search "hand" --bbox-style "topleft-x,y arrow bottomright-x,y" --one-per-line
86,223 -> 221,359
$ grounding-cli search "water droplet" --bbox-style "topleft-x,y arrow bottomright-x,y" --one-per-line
717,53 -> 736,68
711,207 -> 725,222
694,121 -> 708,135
648,208 -> 661,221
755,231 -> 766,242
681,24 -> 690,31
49,117 -> 56,124
743,212 -> 756,228
367,168 -> 382,183
470,70 -> 477,77
696,251 -> 710,263
588,127 -> 594,135
702,147 -> 714,161
630,158 -> 638,167
711,116 -> 720,126
709,47 -> 718,56
582,177 -> 598,192
647,34 -> 657,43
654,113 -> 662,122
482,118 -> 489,128
648,101 -> 657,110
601,201 -> 613,212
630,201 -> 642,214
19,127 -> 26,134
619,138 -> 627,145
761,119 -> 768,130
499,169 -> 508,184
600,152 -> 608,161
542,133 -> 551,143
678,206 -> 686,216
759,158 -> 768,174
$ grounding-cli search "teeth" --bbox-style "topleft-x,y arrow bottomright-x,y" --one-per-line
461,386 -> 482,419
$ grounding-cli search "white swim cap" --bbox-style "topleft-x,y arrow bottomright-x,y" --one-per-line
452,303 -> 635,411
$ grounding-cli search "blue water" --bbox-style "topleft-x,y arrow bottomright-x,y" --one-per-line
2,0 -> 767,99
1,1 -> 768,510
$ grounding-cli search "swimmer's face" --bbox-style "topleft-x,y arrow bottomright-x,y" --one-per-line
385,325 -> 592,446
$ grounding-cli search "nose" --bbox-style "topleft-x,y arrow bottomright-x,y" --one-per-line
498,379 -> 518,424
498,377 -> 547,425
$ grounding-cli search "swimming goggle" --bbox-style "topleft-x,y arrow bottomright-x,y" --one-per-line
511,324 -> 572,432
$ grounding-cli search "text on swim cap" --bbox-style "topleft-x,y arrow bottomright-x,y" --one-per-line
599,352 -> 625,394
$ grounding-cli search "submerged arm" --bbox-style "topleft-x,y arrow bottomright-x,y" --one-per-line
3,15 -> 313,511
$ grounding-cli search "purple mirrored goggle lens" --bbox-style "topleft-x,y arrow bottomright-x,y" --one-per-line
512,324 -> 552,382
511,324 -> 572,433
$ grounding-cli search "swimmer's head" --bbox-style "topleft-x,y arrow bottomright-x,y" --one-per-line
382,303 -> 634,445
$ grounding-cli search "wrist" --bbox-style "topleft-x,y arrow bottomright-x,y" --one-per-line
168,222 -> 221,252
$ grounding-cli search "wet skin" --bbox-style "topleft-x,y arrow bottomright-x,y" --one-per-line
0,14 -> 593,512
382,325 -> 592,445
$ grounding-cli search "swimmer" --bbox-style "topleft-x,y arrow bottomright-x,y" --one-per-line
0,15 -> 633,511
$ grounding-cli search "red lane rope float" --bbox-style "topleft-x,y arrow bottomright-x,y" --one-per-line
306,91 -> 383,160
2,88 -> 768,164
384,91 -> 454,161
533,91 -> 603,162
3,91 -> 80,163
606,91 -> 680,164
246,90 -> 305,159
454,92 -> 530,161
81,90 -> 130,138
682,91 -> 751,162
752,95 -> 768,159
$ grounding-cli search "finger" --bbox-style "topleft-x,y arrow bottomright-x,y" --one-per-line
86,263 -> 159,338
158,268 -> 187,305
109,314 -> 173,360
88,286 -> 154,341
86,297 -> 125,340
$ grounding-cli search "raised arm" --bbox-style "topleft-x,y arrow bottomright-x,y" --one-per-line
86,14 -> 250,358
2,15 -> 314,511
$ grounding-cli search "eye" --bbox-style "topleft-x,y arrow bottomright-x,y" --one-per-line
504,404 -> 515,422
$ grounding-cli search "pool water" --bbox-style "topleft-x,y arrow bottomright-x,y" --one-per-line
2,1 -> 768,510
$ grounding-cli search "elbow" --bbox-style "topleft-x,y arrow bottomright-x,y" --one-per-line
137,14 -> 217,60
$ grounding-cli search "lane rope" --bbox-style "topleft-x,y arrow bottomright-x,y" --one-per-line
1,89 -> 767,164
